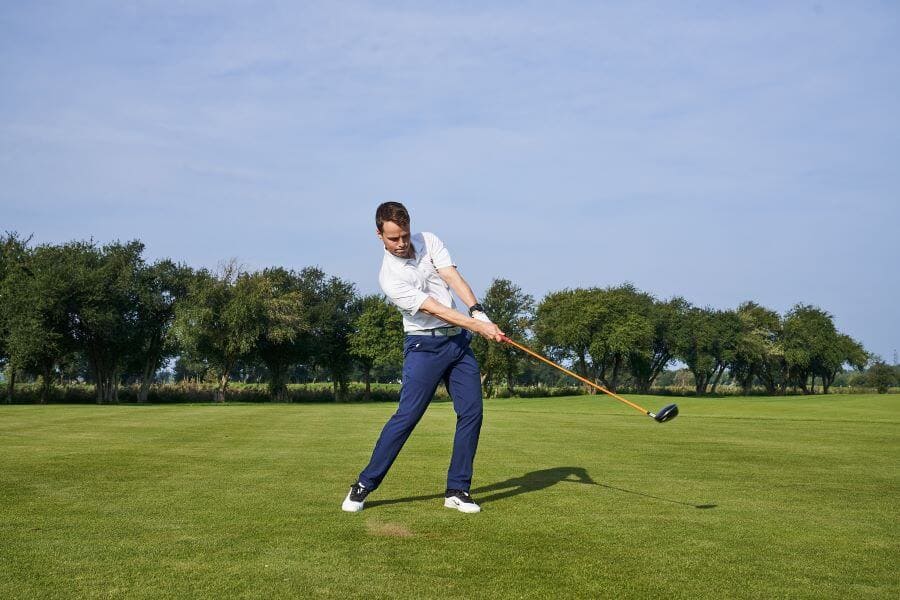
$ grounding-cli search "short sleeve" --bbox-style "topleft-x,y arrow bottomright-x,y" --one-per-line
379,272 -> 430,316
424,232 -> 455,269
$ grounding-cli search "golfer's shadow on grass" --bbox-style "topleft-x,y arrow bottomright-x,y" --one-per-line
366,466 -> 716,509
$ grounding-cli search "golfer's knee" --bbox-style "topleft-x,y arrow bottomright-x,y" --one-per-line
390,407 -> 426,429
456,405 -> 483,421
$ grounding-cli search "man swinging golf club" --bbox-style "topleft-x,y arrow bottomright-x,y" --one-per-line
342,202 -> 505,514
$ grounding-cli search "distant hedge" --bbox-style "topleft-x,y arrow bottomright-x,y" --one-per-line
3,382 -> 403,404
2,382 -> 604,404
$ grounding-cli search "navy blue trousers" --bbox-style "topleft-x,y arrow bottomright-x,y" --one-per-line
358,331 -> 483,492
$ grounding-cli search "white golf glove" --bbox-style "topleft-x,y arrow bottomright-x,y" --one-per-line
472,310 -> 493,324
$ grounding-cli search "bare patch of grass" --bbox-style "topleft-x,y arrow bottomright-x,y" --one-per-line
365,520 -> 414,538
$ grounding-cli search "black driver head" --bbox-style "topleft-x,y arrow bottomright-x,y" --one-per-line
652,403 -> 679,423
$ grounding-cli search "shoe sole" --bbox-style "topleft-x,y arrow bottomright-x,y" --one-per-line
444,497 -> 481,513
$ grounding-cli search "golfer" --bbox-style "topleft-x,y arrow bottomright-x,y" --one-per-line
342,202 -> 504,514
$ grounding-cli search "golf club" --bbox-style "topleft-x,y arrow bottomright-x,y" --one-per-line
500,335 -> 679,423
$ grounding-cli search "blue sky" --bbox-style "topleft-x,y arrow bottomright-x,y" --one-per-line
2,1 -> 898,362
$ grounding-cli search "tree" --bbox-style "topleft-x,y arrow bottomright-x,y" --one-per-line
128,260 -> 193,403
349,295 -> 403,400
673,307 -> 741,396
728,302 -> 783,395
303,269 -> 358,401
673,307 -> 714,395
470,278 -> 534,396
586,285 -> 655,393
173,355 -> 209,384
867,360 -> 897,393
65,241 -> 152,404
0,233 -> 33,402
536,284 -> 655,393
1,241 -> 82,403
628,296 -> 687,393
253,268 -> 310,402
819,334 -> 867,393
535,288 -> 601,389
735,302 -> 788,395
174,262 -> 269,402
781,304 -> 861,394
707,310 -> 742,394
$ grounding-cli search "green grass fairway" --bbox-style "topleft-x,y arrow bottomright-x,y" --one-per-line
2,395 -> 898,599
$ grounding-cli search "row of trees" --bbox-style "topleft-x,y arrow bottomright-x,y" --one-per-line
471,281 -> 870,396
862,361 -> 900,393
0,234 -> 881,403
0,235 -> 370,403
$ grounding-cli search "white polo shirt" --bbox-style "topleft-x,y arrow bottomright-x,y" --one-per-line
379,232 -> 459,332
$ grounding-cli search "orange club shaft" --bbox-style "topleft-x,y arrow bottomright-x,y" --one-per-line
499,335 -> 652,416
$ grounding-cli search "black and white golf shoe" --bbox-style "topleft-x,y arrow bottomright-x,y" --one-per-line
342,482 -> 371,513
444,489 -> 481,514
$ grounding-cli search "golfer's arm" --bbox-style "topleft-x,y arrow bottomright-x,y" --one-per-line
418,297 -> 481,331
436,266 -> 479,309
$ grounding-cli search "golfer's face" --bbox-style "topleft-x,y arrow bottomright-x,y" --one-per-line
378,221 -> 412,258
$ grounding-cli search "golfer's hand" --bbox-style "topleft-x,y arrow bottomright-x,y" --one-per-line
473,320 -> 505,342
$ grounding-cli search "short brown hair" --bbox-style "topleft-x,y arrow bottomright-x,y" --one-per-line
375,202 -> 410,232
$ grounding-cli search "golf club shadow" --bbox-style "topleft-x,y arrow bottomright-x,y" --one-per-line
597,482 -> 717,509
365,466 -> 715,510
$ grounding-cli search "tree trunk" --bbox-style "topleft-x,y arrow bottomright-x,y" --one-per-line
6,365 -> 16,403
641,358 -> 667,393
40,362 -> 53,404
138,357 -> 155,403
96,368 -> 119,405
822,372 -> 834,394
578,353 -> 595,395
363,366 -> 371,402
94,363 -> 105,404
216,371 -> 229,403
608,356 -> 622,393
797,377 -> 809,395
89,356 -> 118,405
267,361 -> 289,402
710,365 -> 726,394
694,371 -> 708,396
